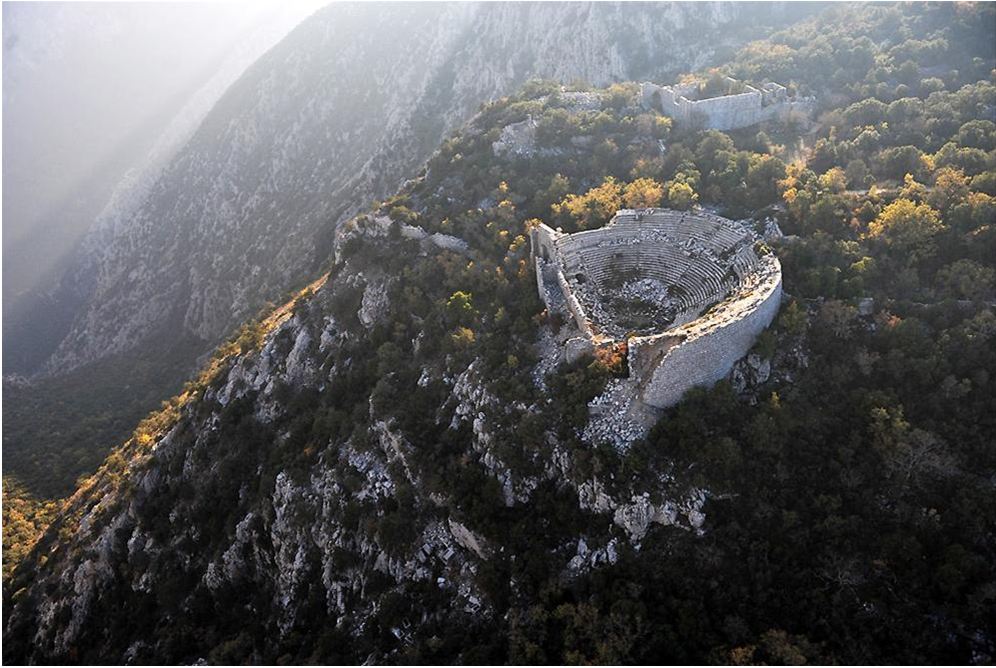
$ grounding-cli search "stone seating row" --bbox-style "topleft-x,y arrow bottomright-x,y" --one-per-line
730,247 -> 760,279
673,260 -> 730,309
573,246 -> 690,283
571,253 -> 733,317
557,225 -> 740,257
612,217 -> 719,244
549,211 -> 763,333
568,241 -> 733,292
615,220 -> 747,256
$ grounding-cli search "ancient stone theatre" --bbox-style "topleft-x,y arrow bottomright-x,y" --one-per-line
531,208 -> 782,412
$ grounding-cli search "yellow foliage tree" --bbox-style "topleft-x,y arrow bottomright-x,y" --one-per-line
667,181 -> 698,210
927,167 -> 970,211
622,178 -> 664,208
899,173 -> 928,202
818,167 -> 848,193
551,177 -> 623,230
866,198 -> 943,261
450,326 -> 476,348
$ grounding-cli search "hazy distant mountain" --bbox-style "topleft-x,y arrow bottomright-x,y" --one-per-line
1,1 -> 322,372
3,3 -> 318,306
16,2 -> 802,378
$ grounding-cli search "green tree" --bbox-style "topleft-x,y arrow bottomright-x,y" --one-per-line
746,155 -> 787,209
937,259 -> 995,300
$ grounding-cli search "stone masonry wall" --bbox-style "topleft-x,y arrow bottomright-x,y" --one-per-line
641,77 -> 809,131
634,261 -> 782,408
555,265 -> 593,336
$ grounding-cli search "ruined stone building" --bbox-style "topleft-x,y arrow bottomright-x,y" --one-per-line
531,208 -> 782,418
640,76 -> 810,130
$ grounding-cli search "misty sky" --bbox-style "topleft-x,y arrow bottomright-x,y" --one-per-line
2,1 -> 325,300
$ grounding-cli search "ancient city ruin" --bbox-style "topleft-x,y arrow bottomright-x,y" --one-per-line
641,76 -> 810,130
532,208 -> 782,441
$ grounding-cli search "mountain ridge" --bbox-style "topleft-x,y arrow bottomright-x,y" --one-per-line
24,2 -> 802,378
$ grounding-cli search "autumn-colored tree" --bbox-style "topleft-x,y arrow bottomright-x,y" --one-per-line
866,198 -> 943,261
446,291 -> 477,324
2,478 -> 59,579
899,172 -> 928,201
927,167 -> 970,211
666,181 -> 698,210
622,178 -> 664,208
449,326 -> 476,348
628,156 -> 664,180
551,177 -> 623,230
818,167 -> 848,193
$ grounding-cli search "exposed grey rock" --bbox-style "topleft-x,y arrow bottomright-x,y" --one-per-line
612,489 -> 707,541
731,352 -> 772,396
358,279 -> 390,329
762,218 -> 785,241
447,519 -> 490,560
564,336 -> 595,364
492,118 -> 539,157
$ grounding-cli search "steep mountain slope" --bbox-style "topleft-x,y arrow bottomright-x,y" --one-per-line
35,2 -> 803,376
3,3 -> 819,541
2,2 -> 319,371
4,89 -> 715,663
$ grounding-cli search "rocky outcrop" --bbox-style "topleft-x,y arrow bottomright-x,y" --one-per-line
731,352 -> 772,396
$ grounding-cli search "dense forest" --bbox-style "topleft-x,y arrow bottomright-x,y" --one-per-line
4,2 -> 996,664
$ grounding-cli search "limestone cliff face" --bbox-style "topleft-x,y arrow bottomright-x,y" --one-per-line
39,2 -> 801,375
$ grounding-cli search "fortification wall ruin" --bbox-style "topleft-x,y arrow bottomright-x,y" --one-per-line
531,209 -> 781,412
641,76 -> 809,131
